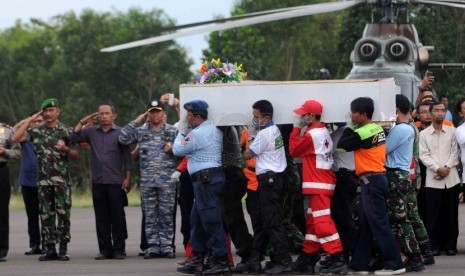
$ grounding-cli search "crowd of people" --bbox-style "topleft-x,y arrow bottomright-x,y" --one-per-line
0,73 -> 464,276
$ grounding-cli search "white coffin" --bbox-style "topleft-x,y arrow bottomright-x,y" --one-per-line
179,78 -> 399,126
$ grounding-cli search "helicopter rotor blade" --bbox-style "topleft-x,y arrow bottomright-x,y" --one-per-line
101,0 -> 363,52
161,5 -> 316,32
415,0 -> 465,9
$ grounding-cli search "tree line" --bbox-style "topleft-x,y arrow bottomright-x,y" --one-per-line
2,0 -> 464,191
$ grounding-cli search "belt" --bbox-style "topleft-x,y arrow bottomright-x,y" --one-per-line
359,171 -> 385,177
0,162 -> 7,168
256,171 -> 282,180
385,167 -> 402,172
190,167 -> 223,181
338,168 -> 354,173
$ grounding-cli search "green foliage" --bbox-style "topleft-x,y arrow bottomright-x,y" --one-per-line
203,0 -> 341,81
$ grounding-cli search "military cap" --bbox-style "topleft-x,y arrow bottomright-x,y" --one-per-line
147,100 -> 164,112
183,100 -> 209,112
40,98 -> 60,110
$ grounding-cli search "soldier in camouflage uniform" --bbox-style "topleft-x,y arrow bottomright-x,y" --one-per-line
408,110 -> 435,265
385,95 -> 424,272
0,122 -> 21,262
119,99 -> 177,258
12,98 -> 78,261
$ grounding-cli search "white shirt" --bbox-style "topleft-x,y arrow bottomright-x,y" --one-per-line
249,123 -> 287,175
419,124 -> 460,189
330,126 -> 355,171
455,122 -> 465,180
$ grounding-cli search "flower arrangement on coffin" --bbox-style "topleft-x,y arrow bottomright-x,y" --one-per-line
196,58 -> 247,84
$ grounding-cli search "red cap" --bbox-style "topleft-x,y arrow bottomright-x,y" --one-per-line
293,100 -> 323,115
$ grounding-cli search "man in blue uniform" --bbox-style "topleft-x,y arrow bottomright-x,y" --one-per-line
173,100 -> 230,275
119,100 -> 177,259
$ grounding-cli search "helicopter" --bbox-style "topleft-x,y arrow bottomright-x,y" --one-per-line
101,0 -> 465,103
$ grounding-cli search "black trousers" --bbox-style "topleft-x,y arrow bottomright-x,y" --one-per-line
331,169 -> 358,254
222,166 -> 253,259
92,183 -> 127,255
0,165 -> 10,256
178,171 -> 194,248
247,171 -> 289,262
21,186 -> 41,248
425,185 -> 460,251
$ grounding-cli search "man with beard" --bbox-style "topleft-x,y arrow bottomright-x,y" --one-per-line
419,101 -> 460,256
72,103 -> 131,260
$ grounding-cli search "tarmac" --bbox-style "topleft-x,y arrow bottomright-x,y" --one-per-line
1,204 -> 465,275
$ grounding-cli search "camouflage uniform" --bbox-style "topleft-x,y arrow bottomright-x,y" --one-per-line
119,122 -> 177,255
0,123 -> 21,260
27,122 -> 75,246
386,170 -> 420,254
408,122 -> 432,254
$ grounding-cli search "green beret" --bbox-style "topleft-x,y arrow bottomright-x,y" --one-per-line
40,98 -> 60,110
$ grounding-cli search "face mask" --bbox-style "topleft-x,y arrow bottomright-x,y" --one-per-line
252,117 -> 266,130
300,115 -> 309,127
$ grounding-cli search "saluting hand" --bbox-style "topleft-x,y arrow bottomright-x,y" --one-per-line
133,112 -> 148,125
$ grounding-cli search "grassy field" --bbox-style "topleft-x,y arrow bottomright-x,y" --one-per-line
10,188 -> 141,210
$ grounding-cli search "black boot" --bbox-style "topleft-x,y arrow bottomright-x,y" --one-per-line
177,252 -> 205,275
319,252 -> 349,274
203,255 -> 231,275
419,243 -> 435,265
58,242 -> 70,261
235,254 -> 262,274
291,252 -> 319,274
264,255 -> 292,275
25,245 -> 42,255
404,253 -> 425,272
38,244 -> 59,261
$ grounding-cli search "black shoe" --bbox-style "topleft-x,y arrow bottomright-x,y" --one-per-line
446,249 -> 457,256
419,243 -> 435,265
161,251 -> 175,259
203,255 -> 231,275
264,263 -> 292,275
431,249 -> 441,256
94,253 -> 112,260
144,251 -> 161,259
291,253 -> 318,274
25,247 -> 42,255
138,251 -> 146,257
404,254 -> 425,272
177,254 -> 205,275
39,246 -> 59,261
319,252 -> 349,275
113,251 -> 126,259
58,243 -> 70,261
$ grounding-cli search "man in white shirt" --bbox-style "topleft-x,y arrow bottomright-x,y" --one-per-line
244,100 -> 290,275
419,101 -> 460,256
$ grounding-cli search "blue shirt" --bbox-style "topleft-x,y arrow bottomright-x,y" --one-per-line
445,109 -> 453,122
386,122 -> 414,172
173,120 -> 223,174
18,141 -> 38,187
